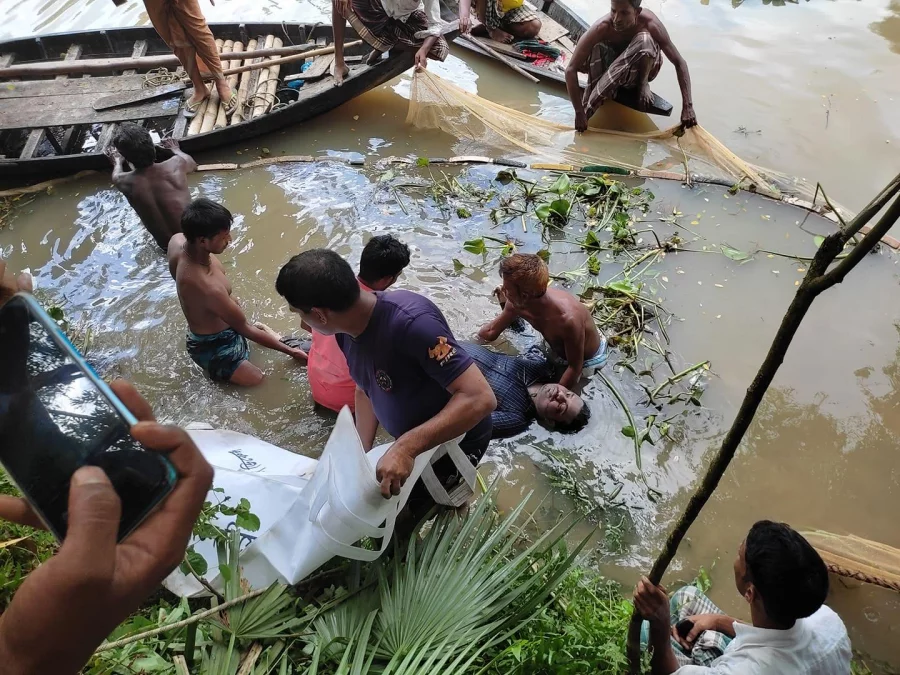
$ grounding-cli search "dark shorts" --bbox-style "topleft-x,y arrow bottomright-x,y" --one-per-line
186,328 -> 250,382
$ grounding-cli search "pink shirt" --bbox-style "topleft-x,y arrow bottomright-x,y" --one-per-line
307,281 -> 370,412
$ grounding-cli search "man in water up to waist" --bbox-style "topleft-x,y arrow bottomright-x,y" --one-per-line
306,234 -> 411,413
276,249 -> 496,499
168,198 -> 307,386
566,0 -> 697,132
478,254 -> 606,390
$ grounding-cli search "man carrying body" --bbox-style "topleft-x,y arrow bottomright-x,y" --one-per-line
331,0 -> 450,86
168,198 -> 307,386
106,125 -> 195,250
133,0 -> 236,116
307,234 -> 411,413
463,342 -> 590,438
478,253 -> 605,390
458,0 -> 541,44
633,520 -> 851,674
565,0 -> 696,132
276,249 -> 496,500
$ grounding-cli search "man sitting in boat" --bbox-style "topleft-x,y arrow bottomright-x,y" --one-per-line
633,521 -> 851,674
306,234 -> 411,413
458,0 -> 542,44
138,0 -> 237,117
106,124 -> 195,251
478,253 -> 606,390
276,249 -> 496,502
331,0 -> 450,86
168,198 -> 307,386
463,343 -> 590,438
565,0 -> 697,132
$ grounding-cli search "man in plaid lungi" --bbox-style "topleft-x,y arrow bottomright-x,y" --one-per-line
331,0 -> 450,86
459,0 -> 542,44
565,0 -> 696,131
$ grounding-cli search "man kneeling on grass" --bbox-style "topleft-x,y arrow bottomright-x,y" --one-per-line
168,198 -> 307,386
633,520 -> 851,674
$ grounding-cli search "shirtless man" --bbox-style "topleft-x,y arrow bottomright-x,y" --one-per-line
478,253 -> 606,390
167,198 -> 307,386
106,124 -> 195,250
566,0 -> 696,132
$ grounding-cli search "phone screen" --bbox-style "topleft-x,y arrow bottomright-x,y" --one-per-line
0,294 -> 176,541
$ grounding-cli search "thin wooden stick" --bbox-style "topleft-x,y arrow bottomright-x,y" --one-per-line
624,173 -> 900,672
219,40 -> 362,78
460,35 -> 539,84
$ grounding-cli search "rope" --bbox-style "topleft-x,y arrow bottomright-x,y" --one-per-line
243,90 -> 281,117
93,587 -> 268,653
143,67 -> 188,89
826,563 -> 900,593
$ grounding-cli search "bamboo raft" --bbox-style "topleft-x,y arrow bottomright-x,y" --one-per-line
0,23 -> 453,180
438,0 -> 672,116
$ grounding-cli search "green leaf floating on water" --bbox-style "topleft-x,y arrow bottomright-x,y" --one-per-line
587,254 -> 601,275
535,204 -> 552,222
720,244 -> 754,263
606,279 -> 639,297
621,425 -> 636,439
463,238 -> 487,255
550,199 -> 571,218
814,235 -> 825,248
416,157 -> 430,167
452,258 -> 466,272
536,248 -> 551,262
548,173 -> 571,195
456,206 -> 472,219
580,230 -> 601,251
495,169 -> 517,184
47,306 -> 65,323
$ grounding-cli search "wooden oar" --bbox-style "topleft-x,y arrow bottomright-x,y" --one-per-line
0,41 -> 318,79
460,34 -> 539,83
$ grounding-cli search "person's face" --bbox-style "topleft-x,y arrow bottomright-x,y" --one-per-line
533,384 -> 584,425
289,305 -> 335,336
201,228 -> 232,255
734,539 -> 750,597
610,0 -> 639,31
501,278 -> 528,307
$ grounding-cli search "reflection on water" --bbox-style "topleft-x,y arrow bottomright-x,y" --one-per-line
3,157 -> 900,666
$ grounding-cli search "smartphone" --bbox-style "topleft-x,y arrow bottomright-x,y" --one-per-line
676,619 -> 694,640
0,293 -> 177,541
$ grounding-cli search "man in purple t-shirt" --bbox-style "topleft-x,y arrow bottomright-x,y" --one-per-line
276,249 -> 496,500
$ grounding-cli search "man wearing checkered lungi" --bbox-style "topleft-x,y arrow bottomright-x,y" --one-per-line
565,0 -> 697,132
458,0 -> 542,44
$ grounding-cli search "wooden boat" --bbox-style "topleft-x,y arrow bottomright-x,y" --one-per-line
0,22 -> 448,180
439,0 -> 672,116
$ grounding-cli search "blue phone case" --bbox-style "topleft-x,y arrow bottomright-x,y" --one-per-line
0,293 -> 178,541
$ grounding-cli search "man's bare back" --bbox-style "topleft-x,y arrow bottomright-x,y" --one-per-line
168,233 -> 232,336
108,139 -> 196,250
513,288 -> 600,361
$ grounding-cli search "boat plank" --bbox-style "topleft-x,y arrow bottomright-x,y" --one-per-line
537,12 -> 570,44
93,82 -> 187,111
97,39 -> 149,156
21,43 -> 83,160
0,75 -> 149,99
0,95 -> 179,131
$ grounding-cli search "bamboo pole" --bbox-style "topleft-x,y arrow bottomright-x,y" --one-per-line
624,173 -> 900,673
250,35 -> 276,120
214,40 -> 240,129
252,37 -> 283,119
197,39 -> 225,134
230,38 -> 257,126
460,35 -> 539,84
219,40 -> 361,79
0,42 -> 317,79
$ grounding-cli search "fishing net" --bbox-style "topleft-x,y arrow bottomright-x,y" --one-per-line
803,530 -> 900,593
407,70 -> 820,205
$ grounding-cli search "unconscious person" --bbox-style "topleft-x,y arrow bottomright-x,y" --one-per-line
463,342 -> 590,438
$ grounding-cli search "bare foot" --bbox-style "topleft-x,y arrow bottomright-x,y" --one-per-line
332,61 -> 350,86
366,49 -> 384,65
215,81 -> 235,102
254,321 -> 283,341
488,27 -> 514,43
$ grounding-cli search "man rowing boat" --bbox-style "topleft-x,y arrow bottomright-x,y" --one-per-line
566,0 -> 696,132
331,0 -> 450,87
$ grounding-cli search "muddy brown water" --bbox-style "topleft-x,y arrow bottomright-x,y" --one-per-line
2,0 -> 900,670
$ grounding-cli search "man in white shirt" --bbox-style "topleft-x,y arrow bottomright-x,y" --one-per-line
331,0 -> 449,86
633,520 -> 852,674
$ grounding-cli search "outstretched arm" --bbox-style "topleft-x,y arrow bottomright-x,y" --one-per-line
104,147 -> 130,186
650,20 -> 696,128
478,303 -> 520,342
207,286 -> 307,360
566,21 -> 607,132
558,319 -> 585,390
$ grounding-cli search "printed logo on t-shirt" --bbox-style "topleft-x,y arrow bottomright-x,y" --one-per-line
428,336 -> 456,367
376,369 -> 393,392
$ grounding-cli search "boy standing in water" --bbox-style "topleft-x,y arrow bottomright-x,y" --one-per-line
168,198 -> 307,386
106,124 -> 195,250
478,253 -> 606,390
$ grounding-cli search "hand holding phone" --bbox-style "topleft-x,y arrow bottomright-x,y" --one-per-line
0,380 -> 213,675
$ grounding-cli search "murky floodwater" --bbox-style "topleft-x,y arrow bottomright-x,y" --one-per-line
2,0 -> 900,670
